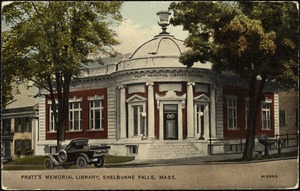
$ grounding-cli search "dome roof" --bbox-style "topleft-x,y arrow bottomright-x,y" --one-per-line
129,34 -> 188,59
115,11 -> 212,72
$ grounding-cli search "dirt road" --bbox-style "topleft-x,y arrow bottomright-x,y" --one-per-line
2,159 -> 298,190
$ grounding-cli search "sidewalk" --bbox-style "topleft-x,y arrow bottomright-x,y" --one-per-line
121,152 -> 298,166
122,153 -> 243,166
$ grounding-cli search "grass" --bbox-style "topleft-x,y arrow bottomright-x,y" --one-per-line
2,155 -> 135,170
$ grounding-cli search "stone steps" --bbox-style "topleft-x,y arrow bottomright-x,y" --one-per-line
138,141 -> 205,159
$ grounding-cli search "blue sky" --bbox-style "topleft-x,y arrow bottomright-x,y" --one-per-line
1,1 -> 188,54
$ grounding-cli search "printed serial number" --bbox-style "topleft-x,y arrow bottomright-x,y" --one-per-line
261,175 -> 278,178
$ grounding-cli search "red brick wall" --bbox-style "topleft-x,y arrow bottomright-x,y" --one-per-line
223,86 -> 275,138
46,88 -> 108,140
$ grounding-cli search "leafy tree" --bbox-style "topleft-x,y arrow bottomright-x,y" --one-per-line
2,1 -> 123,149
169,1 -> 298,160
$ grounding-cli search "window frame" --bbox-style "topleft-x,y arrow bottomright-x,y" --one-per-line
48,103 -> 58,132
69,101 -> 82,131
2,118 -> 11,134
227,96 -> 238,130
88,99 -> 104,131
15,118 -> 22,132
126,95 -> 147,138
132,104 -> 145,136
261,99 -> 272,130
279,110 -> 286,126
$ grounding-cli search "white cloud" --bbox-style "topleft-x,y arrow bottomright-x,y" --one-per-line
114,19 -> 159,54
113,19 -> 188,54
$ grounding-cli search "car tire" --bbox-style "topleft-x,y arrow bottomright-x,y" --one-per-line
94,157 -> 104,168
76,156 -> 88,168
58,149 -> 68,163
45,158 -> 54,170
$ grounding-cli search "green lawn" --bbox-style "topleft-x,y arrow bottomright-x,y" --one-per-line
3,155 -> 135,170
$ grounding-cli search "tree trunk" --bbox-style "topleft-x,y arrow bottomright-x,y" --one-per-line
242,76 -> 266,160
242,79 -> 257,160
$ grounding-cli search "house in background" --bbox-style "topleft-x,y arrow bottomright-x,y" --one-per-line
278,89 -> 298,148
1,84 -> 39,160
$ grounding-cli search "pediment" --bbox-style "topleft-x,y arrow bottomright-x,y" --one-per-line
155,91 -> 186,100
126,94 -> 147,103
194,94 -> 210,102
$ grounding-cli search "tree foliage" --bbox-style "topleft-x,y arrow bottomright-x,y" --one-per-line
2,1 -> 123,146
169,1 -> 298,160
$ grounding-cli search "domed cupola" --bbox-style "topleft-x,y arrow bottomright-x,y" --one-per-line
129,11 -> 187,59
117,11 -> 211,71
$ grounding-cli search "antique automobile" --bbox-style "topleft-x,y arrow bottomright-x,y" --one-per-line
45,138 -> 110,169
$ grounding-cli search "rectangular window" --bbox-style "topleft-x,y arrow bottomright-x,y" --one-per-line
2,119 -> 11,134
69,102 -> 82,131
15,118 -> 22,132
127,145 -> 138,155
89,100 -> 104,130
132,105 -> 145,136
14,139 -> 31,155
262,102 -> 272,130
24,117 -> 31,132
279,110 -> 286,126
24,139 -> 31,151
14,140 -> 22,154
196,105 -> 205,136
49,104 -> 58,132
50,146 -> 57,154
227,96 -> 238,129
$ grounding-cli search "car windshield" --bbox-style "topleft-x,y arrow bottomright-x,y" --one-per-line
65,139 -> 88,150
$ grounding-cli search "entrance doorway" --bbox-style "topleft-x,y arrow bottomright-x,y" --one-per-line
163,104 -> 178,140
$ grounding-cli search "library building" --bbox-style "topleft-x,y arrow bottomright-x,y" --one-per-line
35,11 -> 279,159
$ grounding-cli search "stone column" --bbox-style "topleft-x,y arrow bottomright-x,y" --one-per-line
187,82 -> 195,139
146,82 -> 155,139
118,86 -> 127,139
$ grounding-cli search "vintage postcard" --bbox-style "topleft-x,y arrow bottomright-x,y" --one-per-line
1,1 -> 298,190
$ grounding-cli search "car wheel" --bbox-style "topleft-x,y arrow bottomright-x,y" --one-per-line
45,158 -> 54,170
94,157 -> 104,168
63,165 -> 70,169
76,156 -> 88,168
58,149 -> 68,163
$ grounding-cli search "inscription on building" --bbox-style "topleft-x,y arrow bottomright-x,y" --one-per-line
134,73 -> 203,79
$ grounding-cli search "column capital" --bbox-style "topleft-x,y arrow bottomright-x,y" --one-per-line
187,82 -> 195,86
117,85 -> 125,90
146,82 -> 154,86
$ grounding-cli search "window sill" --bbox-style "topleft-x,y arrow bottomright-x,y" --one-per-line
86,129 -> 104,132
66,130 -> 83,133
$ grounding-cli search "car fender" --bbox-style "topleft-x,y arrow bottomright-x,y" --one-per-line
47,155 -> 60,166
77,153 -> 91,163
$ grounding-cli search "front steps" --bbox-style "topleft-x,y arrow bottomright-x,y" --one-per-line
136,141 -> 207,160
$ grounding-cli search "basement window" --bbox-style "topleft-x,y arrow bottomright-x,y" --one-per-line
126,145 -> 138,156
